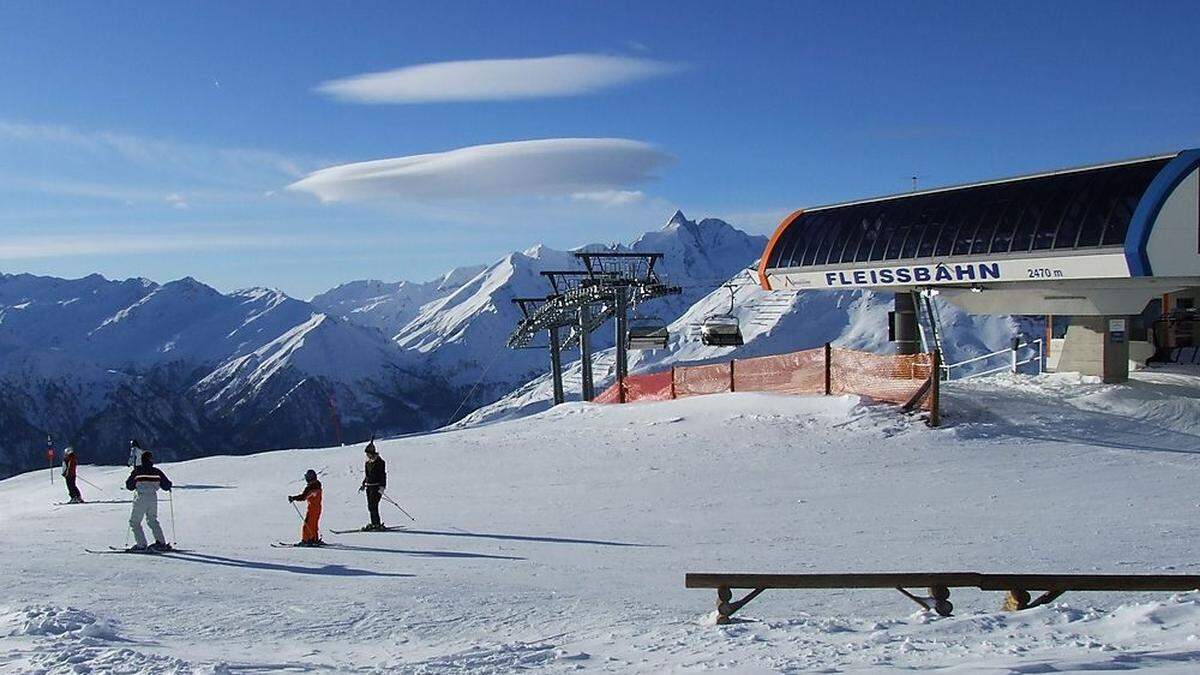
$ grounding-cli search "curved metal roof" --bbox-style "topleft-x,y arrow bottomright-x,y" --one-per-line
759,150 -> 1199,287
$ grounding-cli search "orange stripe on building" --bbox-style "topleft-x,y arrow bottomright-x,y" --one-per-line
757,209 -> 804,290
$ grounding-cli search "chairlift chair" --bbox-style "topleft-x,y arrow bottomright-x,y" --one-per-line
627,316 -> 670,350
700,282 -> 745,347
700,314 -> 744,346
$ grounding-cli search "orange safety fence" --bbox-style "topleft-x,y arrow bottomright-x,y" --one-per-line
593,370 -> 673,404
594,344 -> 939,420
673,362 -> 732,398
829,348 -> 932,408
732,347 -> 826,395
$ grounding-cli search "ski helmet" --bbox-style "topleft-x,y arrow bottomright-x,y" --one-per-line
64,446 -> 75,455
140,450 -> 153,464
130,439 -> 141,448
365,441 -> 377,455
304,469 -> 317,481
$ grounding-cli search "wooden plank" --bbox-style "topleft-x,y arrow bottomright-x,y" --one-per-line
978,574 -> 1200,592
686,572 -> 983,589
687,572 -> 1200,592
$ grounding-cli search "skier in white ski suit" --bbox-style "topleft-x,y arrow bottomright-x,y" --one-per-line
128,439 -> 142,467
124,450 -> 173,551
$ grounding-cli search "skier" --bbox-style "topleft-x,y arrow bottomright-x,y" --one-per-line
359,441 -> 387,531
287,469 -> 323,546
61,447 -> 84,503
128,439 -> 142,467
124,450 -> 173,551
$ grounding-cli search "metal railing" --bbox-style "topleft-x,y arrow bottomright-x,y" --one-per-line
941,339 -> 1043,380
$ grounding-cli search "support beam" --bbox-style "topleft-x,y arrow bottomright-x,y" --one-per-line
614,285 -> 629,402
893,292 -> 919,355
579,303 -> 595,401
549,326 -> 565,405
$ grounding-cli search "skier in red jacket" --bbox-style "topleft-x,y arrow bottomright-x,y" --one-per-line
62,447 -> 84,503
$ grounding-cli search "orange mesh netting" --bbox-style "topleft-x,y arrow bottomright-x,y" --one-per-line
593,371 -> 674,404
623,370 -> 673,401
672,362 -> 732,398
593,380 -> 623,404
731,348 -> 825,395
829,348 -> 932,408
592,346 -> 935,413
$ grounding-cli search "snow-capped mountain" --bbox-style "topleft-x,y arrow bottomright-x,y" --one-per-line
311,265 -> 485,337
323,211 -> 766,409
0,208 -> 1030,477
0,273 -> 447,478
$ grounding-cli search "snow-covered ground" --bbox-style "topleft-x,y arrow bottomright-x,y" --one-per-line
3,369 -> 1200,672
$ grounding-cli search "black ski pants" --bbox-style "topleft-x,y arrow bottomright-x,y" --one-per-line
65,475 -> 81,501
366,486 -> 383,526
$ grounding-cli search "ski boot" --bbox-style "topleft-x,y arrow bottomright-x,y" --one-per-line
149,542 -> 174,552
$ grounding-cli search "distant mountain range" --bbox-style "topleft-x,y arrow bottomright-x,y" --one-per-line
0,211 -> 767,477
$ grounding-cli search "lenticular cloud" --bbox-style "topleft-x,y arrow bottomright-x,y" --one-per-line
287,138 -> 671,203
315,54 -> 681,104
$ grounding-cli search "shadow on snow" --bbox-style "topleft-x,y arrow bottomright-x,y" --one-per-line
385,528 -> 660,548
166,551 -> 413,578
328,542 -> 525,561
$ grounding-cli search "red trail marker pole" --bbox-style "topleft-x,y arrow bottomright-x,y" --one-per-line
46,436 -> 55,485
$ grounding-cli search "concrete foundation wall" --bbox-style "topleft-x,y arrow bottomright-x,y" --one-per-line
1055,316 -> 1130,383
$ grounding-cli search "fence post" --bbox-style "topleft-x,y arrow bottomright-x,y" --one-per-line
729,360 -> 736,393
670,366 -> 676,400
823,342 -> 832,395
929,349 -> 941,427
1010,336 -> 1020,374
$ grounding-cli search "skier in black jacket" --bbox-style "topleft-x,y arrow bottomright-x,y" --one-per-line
359,441 -> 387,531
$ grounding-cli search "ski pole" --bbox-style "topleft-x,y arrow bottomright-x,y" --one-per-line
290,500 -> 304,522
380,493 -> 416,521
77,476 -> 109,494
168,494 -> 177,545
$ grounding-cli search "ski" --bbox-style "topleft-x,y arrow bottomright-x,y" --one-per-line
54,500 -> 131,506
271,541 -> 330,548
84,546 -> 190,555
329,526 -> 405,534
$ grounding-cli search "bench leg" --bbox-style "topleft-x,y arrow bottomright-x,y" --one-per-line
1003,589 -> 1031,611
896,587 -> 953,616
1027,590 -> 1064,609
716,586 -> 766,624
1003,589 -> 1063,612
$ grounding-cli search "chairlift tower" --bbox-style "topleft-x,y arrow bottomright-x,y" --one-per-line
507,251 -> 680,406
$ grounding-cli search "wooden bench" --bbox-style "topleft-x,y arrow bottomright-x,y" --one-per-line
685,572 -> 1200,623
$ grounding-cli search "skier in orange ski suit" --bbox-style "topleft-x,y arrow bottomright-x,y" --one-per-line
288,469 -> 323,545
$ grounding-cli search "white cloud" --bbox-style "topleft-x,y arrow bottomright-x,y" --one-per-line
0,119 -> 314,181
0,230 -> 395,260
287,138 -> 671,203
165,193 -> 190,210
571,190 -> 646,207
315,54 -> 682,104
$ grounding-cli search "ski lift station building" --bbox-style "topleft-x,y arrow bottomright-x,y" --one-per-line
758,149 -> 1200,382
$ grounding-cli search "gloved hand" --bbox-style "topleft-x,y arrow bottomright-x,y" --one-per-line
287,496 -> 295,502
358,485 -> 365,492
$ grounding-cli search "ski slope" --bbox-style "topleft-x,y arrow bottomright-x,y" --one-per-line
3,370 -> 1200,672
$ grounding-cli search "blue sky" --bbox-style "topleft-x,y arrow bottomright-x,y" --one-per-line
2,1 -> 1199,298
